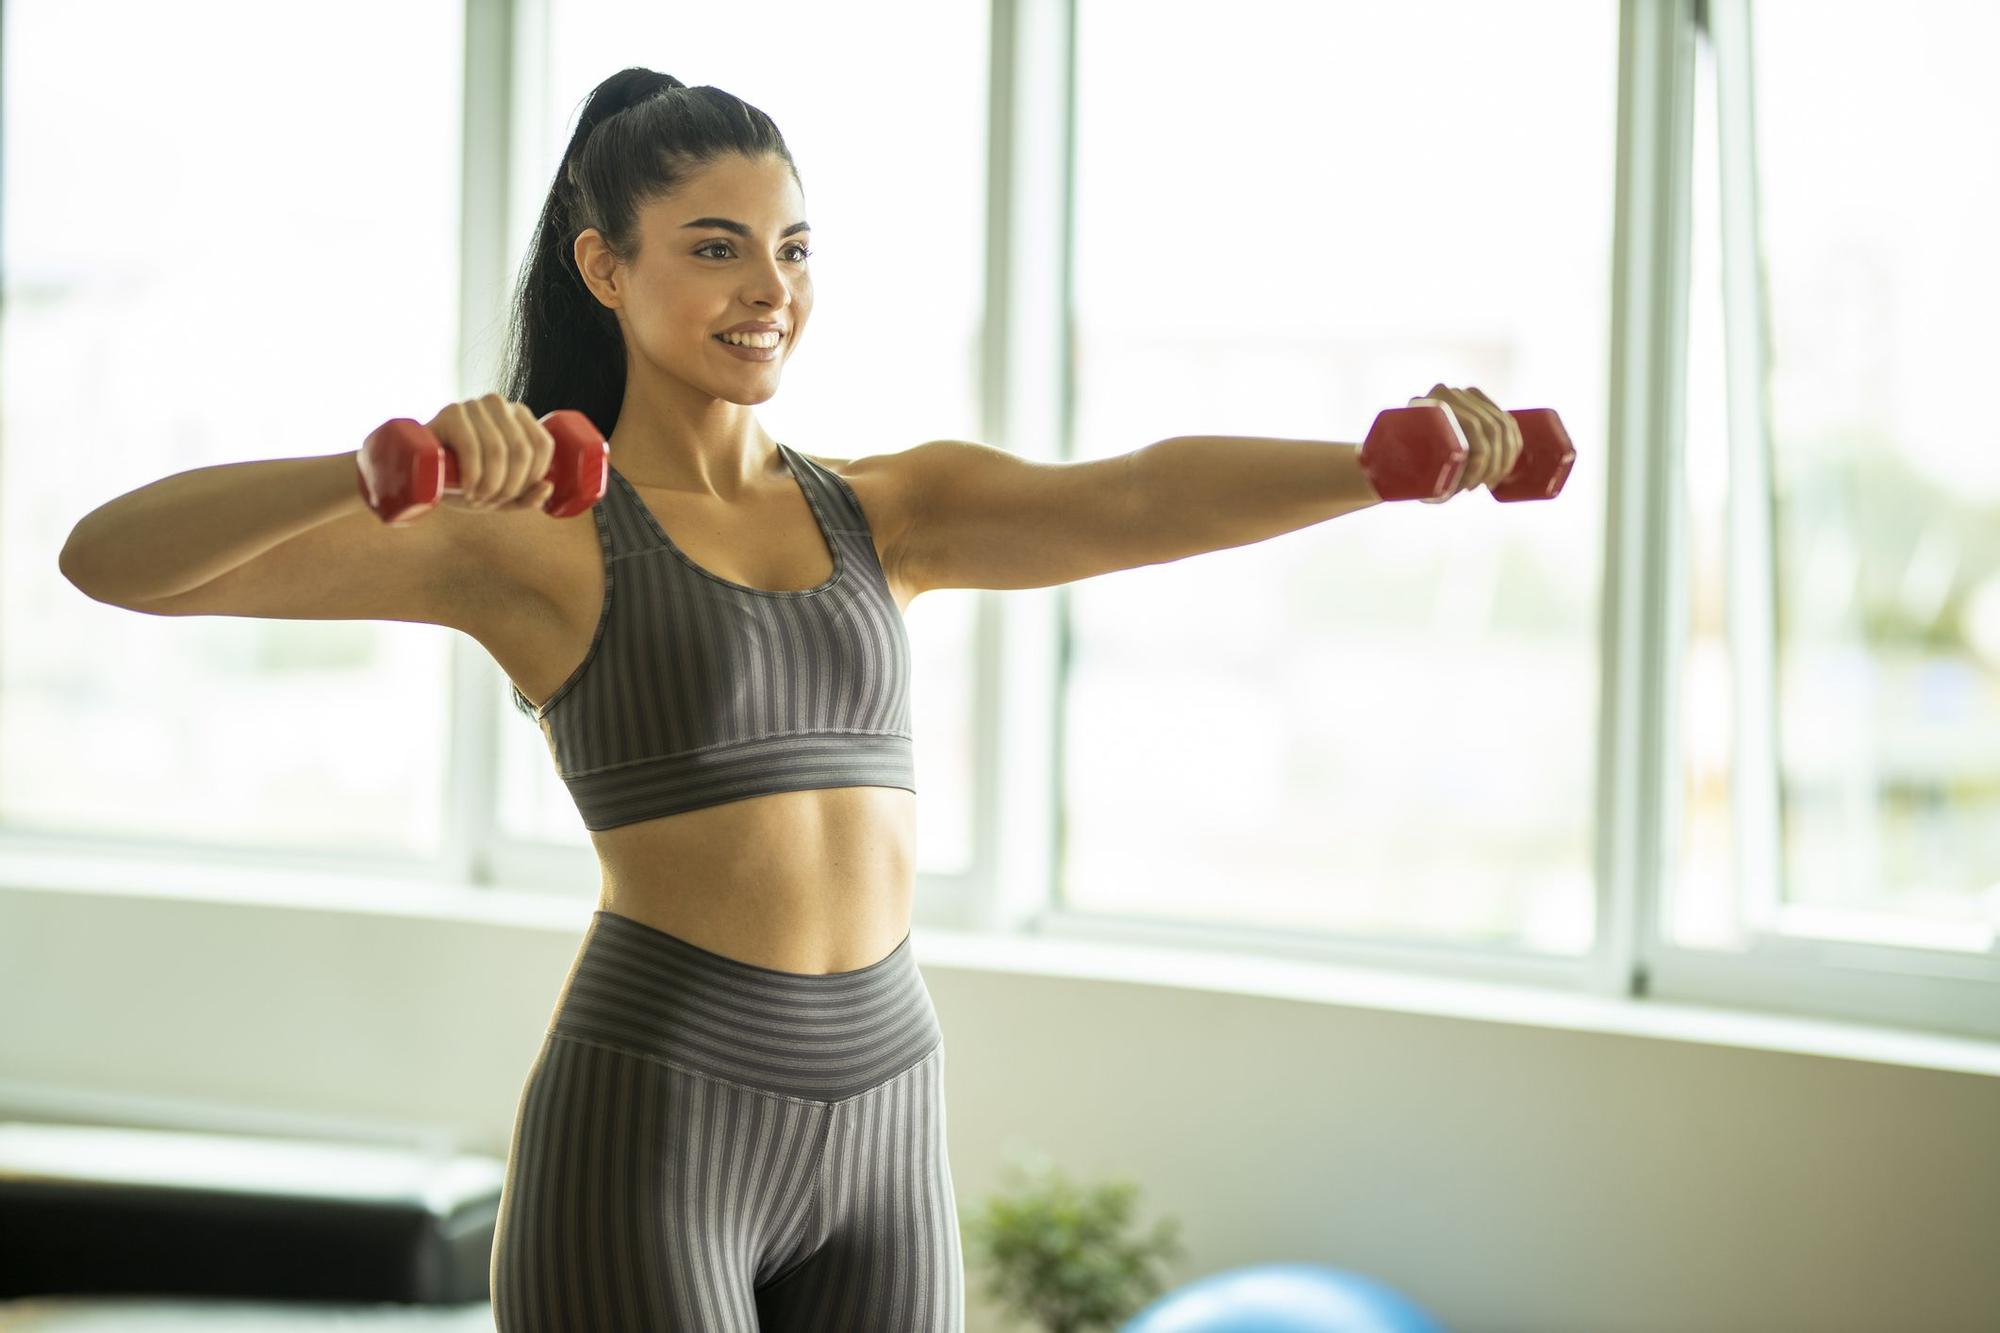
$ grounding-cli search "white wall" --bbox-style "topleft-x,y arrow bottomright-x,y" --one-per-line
2,875 -> 1996,1333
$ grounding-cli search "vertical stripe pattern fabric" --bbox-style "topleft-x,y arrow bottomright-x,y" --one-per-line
491,909 -> 963,1331
511,442 -> 916,831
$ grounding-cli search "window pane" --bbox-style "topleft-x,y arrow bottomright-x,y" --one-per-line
513,0 -> 987,873
3,0 -> 463,855
1063,1 -> 1615,952
1676,2 -> 2000,952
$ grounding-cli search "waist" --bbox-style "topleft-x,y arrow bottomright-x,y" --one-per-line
548,908 -> 940,1102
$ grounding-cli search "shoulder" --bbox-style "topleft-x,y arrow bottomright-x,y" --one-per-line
791,439 -> 984,509
789,439 -> 969,526
788,441 -> 981,593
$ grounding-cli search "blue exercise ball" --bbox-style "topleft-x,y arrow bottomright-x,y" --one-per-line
1122,1262 -> 1450,1333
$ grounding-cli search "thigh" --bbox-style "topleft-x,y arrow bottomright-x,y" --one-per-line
755,1042 -> 964,1332
493,1032 -> 820,1332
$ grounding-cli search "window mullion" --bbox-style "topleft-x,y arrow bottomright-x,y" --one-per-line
445,0 -> 526,887
1710,0 -> 1785,938
976,0 -> 1074,935
1598,0 -> 1702,999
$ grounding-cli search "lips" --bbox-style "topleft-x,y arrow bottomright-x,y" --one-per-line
713,333 -> 782,362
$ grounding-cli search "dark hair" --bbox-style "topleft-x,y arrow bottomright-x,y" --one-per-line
498,66 -> 800,441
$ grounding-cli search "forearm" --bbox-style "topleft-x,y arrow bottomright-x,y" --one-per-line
1128,435 -> 1382,561
59,451 -> 365,604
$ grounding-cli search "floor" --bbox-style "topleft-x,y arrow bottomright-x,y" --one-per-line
0,1297 -> 496,1331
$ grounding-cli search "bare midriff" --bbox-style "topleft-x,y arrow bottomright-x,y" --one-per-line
588,784 -> 917,975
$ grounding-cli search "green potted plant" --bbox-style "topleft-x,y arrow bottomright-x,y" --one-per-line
961,1148 -> 1186,1333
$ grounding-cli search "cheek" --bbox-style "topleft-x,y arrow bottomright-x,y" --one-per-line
634,281 -> 708,351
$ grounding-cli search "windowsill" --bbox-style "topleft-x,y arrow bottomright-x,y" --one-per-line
993,913 -> 2000,1080
4,844 -> 1998,1081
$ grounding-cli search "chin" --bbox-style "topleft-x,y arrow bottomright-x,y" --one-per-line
713,381 -> 781,407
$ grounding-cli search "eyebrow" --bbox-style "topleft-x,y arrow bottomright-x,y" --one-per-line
680,217 -> 812,239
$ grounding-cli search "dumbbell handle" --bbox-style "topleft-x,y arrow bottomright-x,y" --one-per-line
1358,402 -> 1576,503
356,409 -> 609,524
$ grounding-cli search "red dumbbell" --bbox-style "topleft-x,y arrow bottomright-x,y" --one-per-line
356,408 -> 609,524
1358,400 -> 1576,503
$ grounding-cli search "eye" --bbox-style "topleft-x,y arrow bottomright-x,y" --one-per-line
695,241 -> 813,262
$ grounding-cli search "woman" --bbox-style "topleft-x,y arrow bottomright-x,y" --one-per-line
472,67 -> 965,1331
479,68 -> 956,1332
58,62 -> 1519,1332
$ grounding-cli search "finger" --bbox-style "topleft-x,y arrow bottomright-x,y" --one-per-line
1425,389 -> 1476,493
1448,386 -> 1505,491
1426,392 -> 1472,482
1414,391 -> 1468,484
478,393 -> 531,502
511,402 -> 557,499
1464,385 -> 1521,485
1435,387 -> 1483,490
496,400 -> 545,502
463,396 -> 515,503
438,402 -> 489,501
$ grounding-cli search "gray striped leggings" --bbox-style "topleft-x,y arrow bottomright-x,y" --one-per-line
491,908 -> 964,1331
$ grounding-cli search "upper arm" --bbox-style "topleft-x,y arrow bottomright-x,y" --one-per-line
116,502 -> 508,633
891,439 -> 1149,595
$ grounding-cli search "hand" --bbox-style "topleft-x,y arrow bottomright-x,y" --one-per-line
426,393 -> 559,513
1408,383 -> 1523,504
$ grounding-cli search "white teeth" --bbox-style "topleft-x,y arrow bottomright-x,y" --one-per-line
718,331 -> 781,348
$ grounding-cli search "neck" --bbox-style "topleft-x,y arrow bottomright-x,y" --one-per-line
606,371 -> 777,497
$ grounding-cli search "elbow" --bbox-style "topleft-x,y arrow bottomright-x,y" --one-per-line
57,532 -> 98,597
57,529 -> 133,608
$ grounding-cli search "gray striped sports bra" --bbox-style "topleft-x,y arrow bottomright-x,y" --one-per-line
510,441 -> 914,831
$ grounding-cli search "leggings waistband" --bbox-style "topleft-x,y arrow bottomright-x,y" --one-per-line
546,909 -> 941,1103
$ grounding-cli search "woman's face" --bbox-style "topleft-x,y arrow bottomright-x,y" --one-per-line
576,153 -> 813,404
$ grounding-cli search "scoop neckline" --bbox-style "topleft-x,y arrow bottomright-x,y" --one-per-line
607,442 -> 845,597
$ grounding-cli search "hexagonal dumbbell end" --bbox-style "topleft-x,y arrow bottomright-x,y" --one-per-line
1358,402 -> 1469,502
1489,408 -> 1576,502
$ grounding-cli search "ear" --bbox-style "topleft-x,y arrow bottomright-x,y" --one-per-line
573,228 -> 622,311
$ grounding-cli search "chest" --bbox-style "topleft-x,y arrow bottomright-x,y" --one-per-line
479,458 -> 915,718
562,461 -> 912,615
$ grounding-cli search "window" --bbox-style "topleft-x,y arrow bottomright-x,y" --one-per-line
1060,0 -> 1617,953
3,0 -> 465,857
1671,1 -> 2000,956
